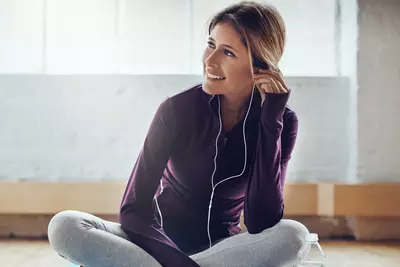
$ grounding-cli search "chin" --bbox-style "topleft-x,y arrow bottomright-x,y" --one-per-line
202,79 -> 225,95
202,81 -> 214,95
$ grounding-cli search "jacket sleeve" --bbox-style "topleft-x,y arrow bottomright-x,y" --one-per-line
244,92 -> 298,234
119,98 -> 200,267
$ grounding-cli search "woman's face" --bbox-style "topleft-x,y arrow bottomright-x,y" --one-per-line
202,22 -> 254,97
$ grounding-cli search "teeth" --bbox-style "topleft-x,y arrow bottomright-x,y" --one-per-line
207,73 -> 225,80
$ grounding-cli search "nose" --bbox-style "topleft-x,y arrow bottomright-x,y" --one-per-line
204,50 -> 218,69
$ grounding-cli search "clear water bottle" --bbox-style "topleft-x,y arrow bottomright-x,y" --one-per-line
295,233 -> 326,266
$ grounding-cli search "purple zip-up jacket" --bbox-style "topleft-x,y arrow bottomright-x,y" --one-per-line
120,84 -> 298,267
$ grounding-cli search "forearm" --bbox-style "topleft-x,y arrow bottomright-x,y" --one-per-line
244,93 -> 290,233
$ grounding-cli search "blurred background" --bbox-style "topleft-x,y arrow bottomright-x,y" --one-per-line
0,0 -> 360,183
0,0 -> 399,266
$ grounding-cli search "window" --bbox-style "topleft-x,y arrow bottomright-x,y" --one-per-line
119,0 -> 191,74
0,0 -> 347,76
45,0 -> 118,74
0,0 -> 43,73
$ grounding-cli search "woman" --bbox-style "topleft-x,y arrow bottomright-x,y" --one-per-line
48,2 -> 309,266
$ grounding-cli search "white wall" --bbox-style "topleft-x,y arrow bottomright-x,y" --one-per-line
0,75 -> 195,181
0,76 -> 351,182
356,0 -> 400,182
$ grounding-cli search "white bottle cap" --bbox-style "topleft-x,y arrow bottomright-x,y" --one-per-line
305,233 -> 319,242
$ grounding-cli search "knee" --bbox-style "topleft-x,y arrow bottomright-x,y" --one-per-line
278,219 -> 309,257
47,210 -> 85,254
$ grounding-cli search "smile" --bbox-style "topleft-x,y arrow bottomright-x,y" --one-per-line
207,73 -> 225,80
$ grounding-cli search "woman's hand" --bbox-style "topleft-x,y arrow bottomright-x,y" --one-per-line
253,69 -> 289,105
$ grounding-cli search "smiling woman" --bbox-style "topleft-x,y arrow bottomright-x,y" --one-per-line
202,3 -> 289,131
47,2 -> 309,267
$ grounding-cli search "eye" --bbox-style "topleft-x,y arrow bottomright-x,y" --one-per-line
224,49 -> 235,57
207,41 -> 215,48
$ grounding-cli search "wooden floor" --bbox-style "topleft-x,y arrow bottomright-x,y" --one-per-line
0,239 -> 400,266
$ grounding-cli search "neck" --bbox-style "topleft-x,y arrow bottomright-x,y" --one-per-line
220,90 -> 252,131
222,96 -> 245,115
222,88 -> 252,112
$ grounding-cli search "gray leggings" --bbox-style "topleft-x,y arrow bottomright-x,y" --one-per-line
48,210 -> 309,267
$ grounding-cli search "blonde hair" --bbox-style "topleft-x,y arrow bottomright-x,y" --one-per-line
208,1 -> 286,73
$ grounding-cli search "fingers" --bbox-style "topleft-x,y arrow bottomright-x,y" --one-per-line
254,69 -> 285,86
269,78 -> 281,93
254,77 -> 288,94
255,78 -> 274,93
254,73 -> 284,87
270,78 -> 288,93
256,79 -> 279,94
261,83 -> 275,93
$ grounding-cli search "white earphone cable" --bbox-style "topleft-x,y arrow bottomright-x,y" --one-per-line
206,87 -> 255,248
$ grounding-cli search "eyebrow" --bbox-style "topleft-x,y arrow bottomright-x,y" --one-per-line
208,37 -> 239,53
